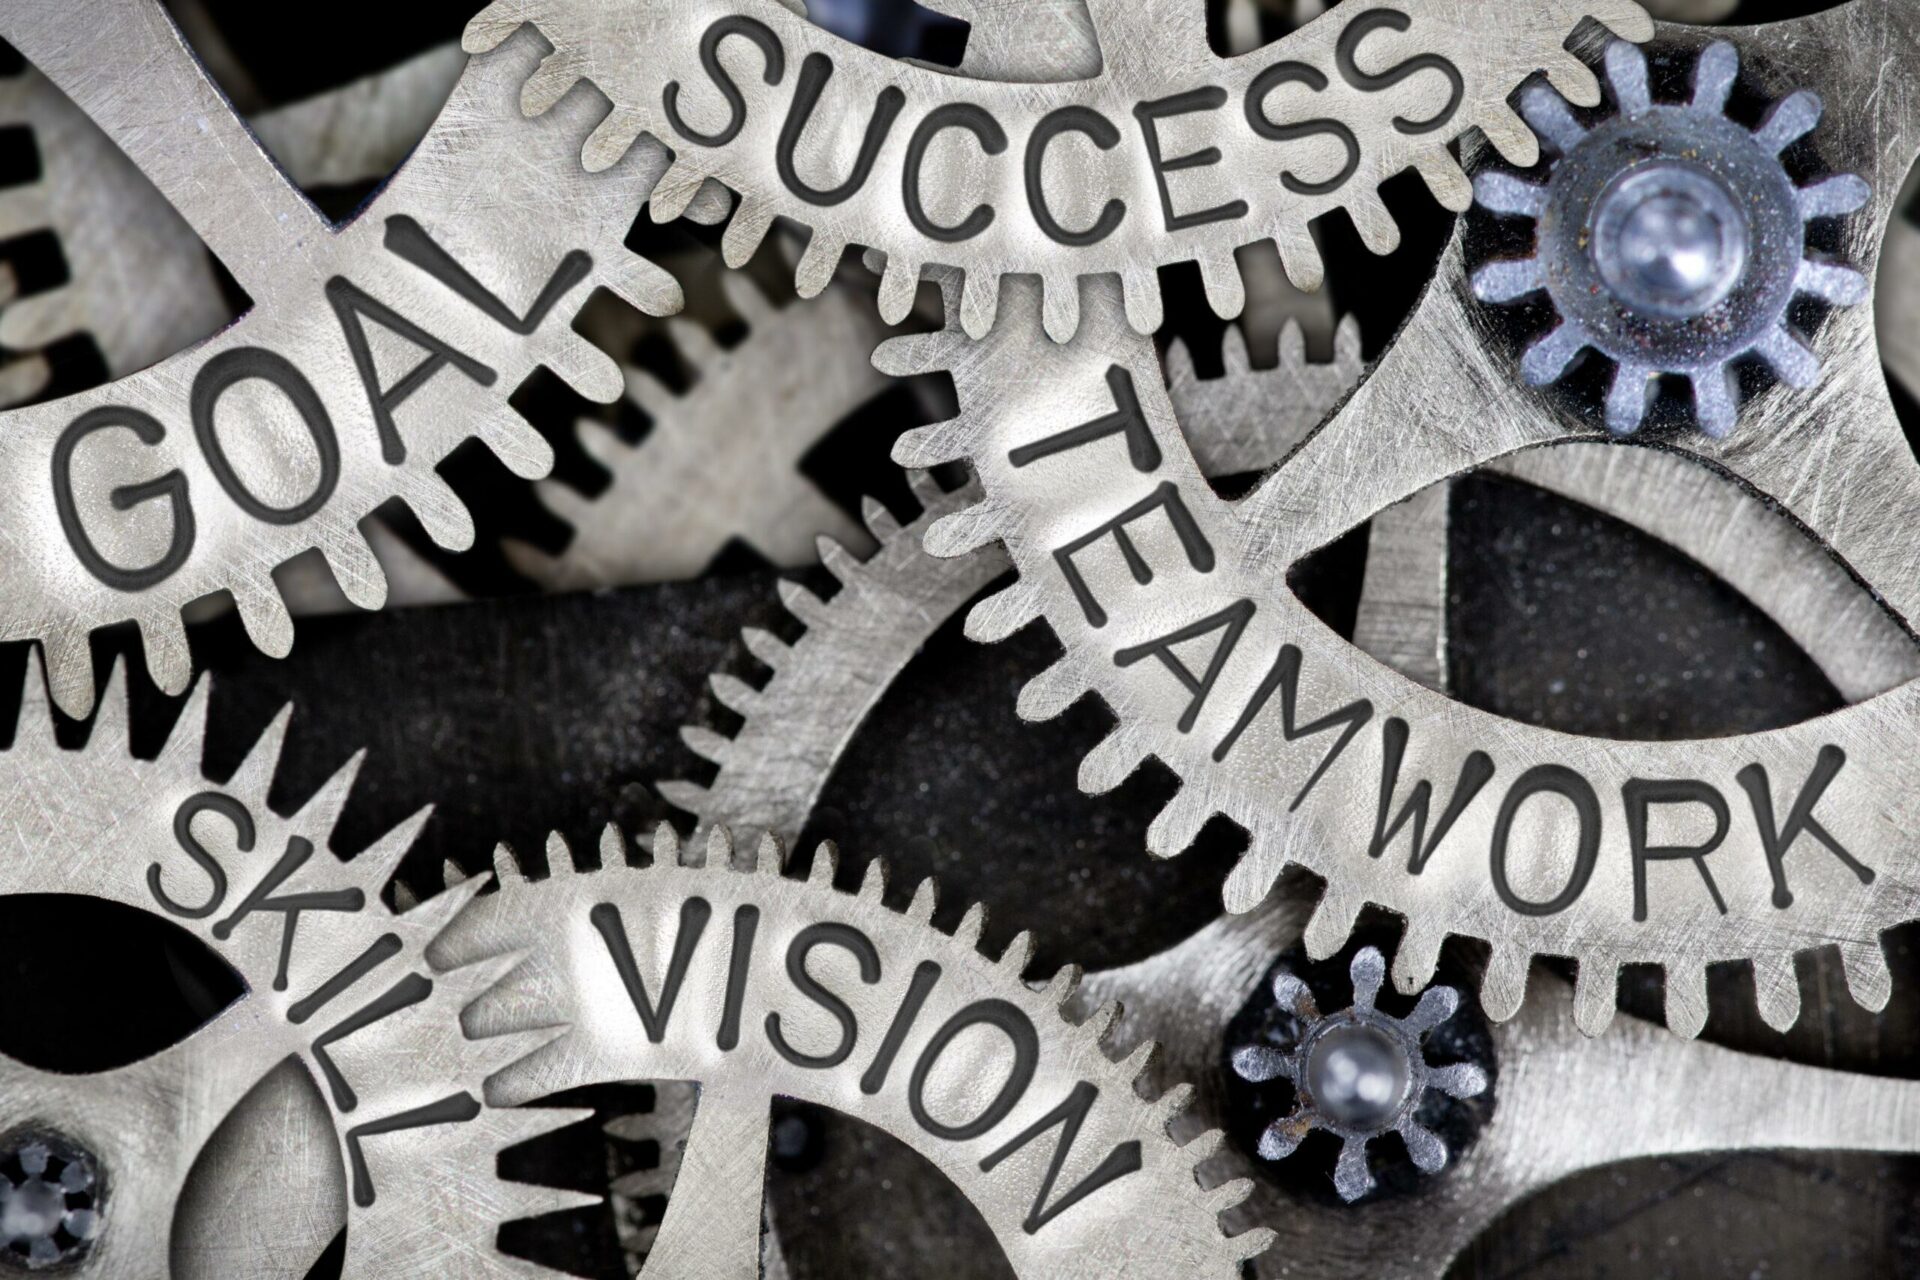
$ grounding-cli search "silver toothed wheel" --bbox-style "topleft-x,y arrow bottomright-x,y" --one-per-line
1471,39 -> 1869,437
1229,947 -> 1488,1203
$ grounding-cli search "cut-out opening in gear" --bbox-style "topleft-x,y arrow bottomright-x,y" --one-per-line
1444,466 -> 1879,740
796,601 -> 1244,975
173,1059 -> 344,1280
1445,1147 -> 1920,1279
1221,915 -> 1496,1208
0,893 -> 244,1072
1462,35 -> 1860,441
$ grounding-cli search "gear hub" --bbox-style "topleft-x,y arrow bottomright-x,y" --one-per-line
0,1132 -> 101,1271
1470,39 -> 1869,437
1229,947 -> 1489,1203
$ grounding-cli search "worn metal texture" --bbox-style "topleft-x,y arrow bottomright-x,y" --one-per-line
888,4 -> 1920,1040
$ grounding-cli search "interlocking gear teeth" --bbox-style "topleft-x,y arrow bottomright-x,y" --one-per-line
508,271 -> 906,587
1229,947 -> 1485,1202
426,822 -> 1275,1277
463,0 -> 1653,340
1470,38 -> 1870,437
0,652 -> 587,1278
0,20 -> 683,718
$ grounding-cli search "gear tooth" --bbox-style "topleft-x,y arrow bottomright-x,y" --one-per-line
1604,362 -> 1653,435
353,806 -> 434,899
1412,150 -> 1473,213
1797,174 -> 1871,220
0,352 -> 50,408
1078,729 -> 1146,795
1399,1119 -> 1449,1174
157,676 -> 215,773
954,902 -> 987,951
683,177 -> 734,226
1600,40 -> 1648,115
857,857 -> 887,901
889,414 -> 977,469
924,502 -> 1014,559
1795,258 -> 1868,307
907,878 -> 938,923
1115,1038 -> 1156,1082
873,330 -> 959,380
861,495 -> 902,541
1478,102 -> 1542,169
1119,267 -> 1164,335
721,198 -> 776,269
1044,964 -> 1083,1007
391,880 -> 419,911
1690,39 -> 1738,111
15,643 -> 54,742
815,534 -> 862,583
655,778 -> 709,816
1752,956 -> 1802,1032
998,930 -> 1034,974
1015,661 -> 1085,722
1348,946 -> 1385,1011
1519,323 -> 1585,386
1197,253 -> 1246,319
1042,275 -> 1082,343
1150,1082 -> 1194,1129
717,271 -> 774,330
1661,963 -> 1708,1038
1473,171 -> 1549,221
904,470 -> 949,511
648,158 -> 708,224
1222,836 -> 1283,914
1754,89 -> 1822,155
739,627 -> 790,669
1234,1228 -> 1279,1264
649,821 -> 681,869
85,657 -> 131,749
1471,257 -> 1545,305
708,673 -> 758,716
680,725 -> 734,766
1480,946 -> 1531,1023
1201,1177 -> 1254,1215
754,832 -> 785,877
519,48 -> 581,115
1146,788 -> 1214,859
1692,368 -> 1739,439
1182,1128 -> 1223,1165
1335,314 -> 1364,369
1841,942 -> 1893,1012
965,581 -> 1044,644
807,840 -> 839,885
544,831 -> 575,878
442,858 -> 468,891
1403,983 -> 1460,1036
318,530 -> 391,613
1275,225 -> 1325,292
492,843 -> 526,886
775,578 -> 830,630
1345,194 -> 1401,258
1082,1000 -> 1122,1045
229,574 -> 296,658
1572,960 -> 1619,1037
1302,890 -> 1360,962
138,609 -> 194,698
1163,338 -> 1198,391
1519,82 -> 1587,155
1427,1062 -> 1487,1100
958,270 -> 1003,340
1333,1137 -> 1375,1202
703,824 -> 734,871
665,316 -> 723,372
599,823 -> 627,869
1392,923 -> 1445,996
876,256 -> 920,325
1756,326 -> 1820,389
547,333 -> 626,407
290,751 -> 365,847
794,232 -> 844,300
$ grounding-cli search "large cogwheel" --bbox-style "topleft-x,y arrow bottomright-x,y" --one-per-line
0,6 -> 685,717
464,0 -> 1652,339
0,663 -> 589,1278
884,5 -> 1920,1038
427,824 -> 1275,1277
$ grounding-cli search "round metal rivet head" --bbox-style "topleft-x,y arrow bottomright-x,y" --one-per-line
0,1133 -> 102,1271
1303,1021 -> 1413,1130
1591,162 -> 1750,319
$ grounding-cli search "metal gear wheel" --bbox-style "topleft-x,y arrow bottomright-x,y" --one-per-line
1469,37 -> 1870,436
465,0 -> 1653,339
0,658 -> 590,1278
884,3 -> 1920,1037
423,822 -> 1276,1277
0,9 -> 685,717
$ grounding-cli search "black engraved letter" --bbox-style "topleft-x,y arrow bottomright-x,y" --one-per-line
1214,645 -> 1373,810
979,1081 -> 1144,1234
908,999 -> 1039,1141
593,898 -> 713,1041
152,791 -> 252,919
1114,598 -> 1256,732
1024,106 -> 1126,247
1244,62 -> 1360,196
190,348 -> 340,525
1009,365 -> 1159,474
1369,717 -> 1494,874
1133,87 -> 1248,231
903,104 -> 1007,242
777,52 -> 906,206
767,921 -> 882,1069
1735,745 -> 1873,908
1053,482 -> 1214,628
1623,778 -> 1730,922
326,277 -> 497,464
53,407 -> 196,591
1489,765 -> 1601,917
664,15 -> 786,148
1335,8 -> 1463,136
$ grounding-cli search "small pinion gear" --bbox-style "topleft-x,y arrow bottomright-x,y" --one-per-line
1471,39 -> 1869,437
1230,948 -> 1487,1202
